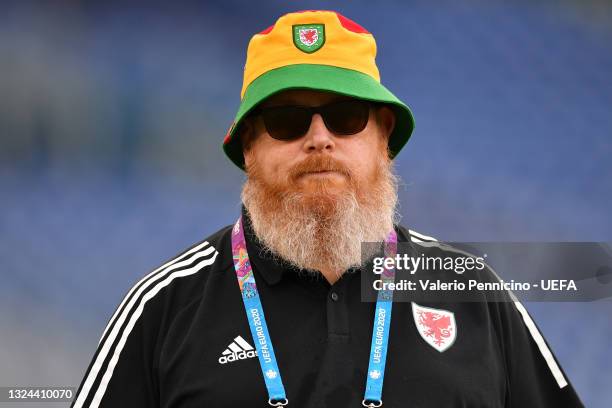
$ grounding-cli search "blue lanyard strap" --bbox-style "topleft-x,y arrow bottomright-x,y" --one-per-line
231,216 -> 397,407
363,231 -> 397,407
231,217 -> 287,405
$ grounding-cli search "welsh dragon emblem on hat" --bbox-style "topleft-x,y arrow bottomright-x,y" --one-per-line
292,24 -> 325,53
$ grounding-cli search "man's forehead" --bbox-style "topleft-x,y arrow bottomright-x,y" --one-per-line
260,89 -> 355,107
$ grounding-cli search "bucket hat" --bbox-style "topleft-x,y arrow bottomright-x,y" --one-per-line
222,10 -> 415,169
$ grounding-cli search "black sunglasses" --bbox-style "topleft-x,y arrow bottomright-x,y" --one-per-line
249,99 -> 374,141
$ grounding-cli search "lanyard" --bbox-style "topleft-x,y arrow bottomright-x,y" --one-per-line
231,216 -> 397,407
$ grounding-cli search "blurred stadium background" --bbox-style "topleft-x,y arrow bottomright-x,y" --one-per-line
0,0 -> 610,406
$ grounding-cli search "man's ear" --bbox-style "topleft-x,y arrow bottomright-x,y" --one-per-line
376,105 -> 396,141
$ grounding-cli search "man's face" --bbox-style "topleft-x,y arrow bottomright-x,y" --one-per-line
240,89 -> 398,278
242,89 -> 396,195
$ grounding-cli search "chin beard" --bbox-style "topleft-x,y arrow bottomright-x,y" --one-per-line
241,154 -> 400,279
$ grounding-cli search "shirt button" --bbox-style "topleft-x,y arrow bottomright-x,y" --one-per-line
330,292 -> 339,302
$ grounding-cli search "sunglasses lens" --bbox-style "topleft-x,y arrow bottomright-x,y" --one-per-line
262,107 -> 312,140
322,100 -> 370,135
258,99 -> 371,140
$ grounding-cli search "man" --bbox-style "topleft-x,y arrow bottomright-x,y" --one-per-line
71,10 -> 583,407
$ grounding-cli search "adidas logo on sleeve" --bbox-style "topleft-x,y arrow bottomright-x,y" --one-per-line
218,335 -> 258,364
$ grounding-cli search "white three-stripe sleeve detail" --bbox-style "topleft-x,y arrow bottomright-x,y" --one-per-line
513,301 -> 568,388
88,250 -> 219,408
73,246 -> 216,408
99,241 -> 211,344
408,229 -> 437,242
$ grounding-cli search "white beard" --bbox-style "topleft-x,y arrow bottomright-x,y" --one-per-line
241,156 -> 400,280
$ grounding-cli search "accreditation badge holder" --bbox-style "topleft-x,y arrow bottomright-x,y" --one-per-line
231,216 -> 397,406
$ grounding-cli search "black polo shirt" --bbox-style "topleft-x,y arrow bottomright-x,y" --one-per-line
71,205 -> 583,407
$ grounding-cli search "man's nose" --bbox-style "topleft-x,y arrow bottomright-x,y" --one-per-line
302,113 -> 335,153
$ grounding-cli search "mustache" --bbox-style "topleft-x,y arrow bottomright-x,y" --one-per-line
288,155 -> 352,181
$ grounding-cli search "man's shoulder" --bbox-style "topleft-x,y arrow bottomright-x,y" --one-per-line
396,223 -> 500,280
396,224 -> 439,243
108,223 -> 235,322
157,222 -> 234,273
146,222 -> 235,291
